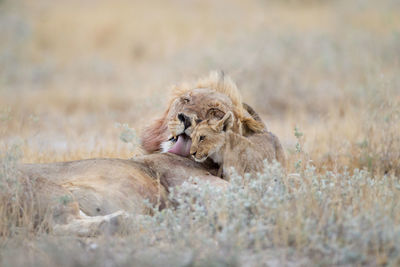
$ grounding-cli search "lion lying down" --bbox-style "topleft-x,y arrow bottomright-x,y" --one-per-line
17,71 -> 286,236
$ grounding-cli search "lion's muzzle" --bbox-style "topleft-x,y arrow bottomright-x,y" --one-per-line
178,113 -> 192,130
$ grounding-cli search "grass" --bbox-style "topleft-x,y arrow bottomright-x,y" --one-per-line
0,0 -> 400,265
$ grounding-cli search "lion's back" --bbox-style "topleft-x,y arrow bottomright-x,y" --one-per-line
247,131 -> 286,168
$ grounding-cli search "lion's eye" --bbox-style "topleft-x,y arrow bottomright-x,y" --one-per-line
199,136 -> 205,141
182,97 -> 190,104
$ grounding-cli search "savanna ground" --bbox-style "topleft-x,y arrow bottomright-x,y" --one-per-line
1,0 -> 400,266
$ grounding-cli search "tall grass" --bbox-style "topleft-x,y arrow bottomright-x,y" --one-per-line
1,160 -> 400,266
0,145 -> 52,237
0,145 -> 35,236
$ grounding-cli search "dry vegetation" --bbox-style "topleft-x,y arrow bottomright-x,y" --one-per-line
1,0 -> 400,266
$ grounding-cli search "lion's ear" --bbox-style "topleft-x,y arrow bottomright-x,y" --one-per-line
215,112 -> 234,132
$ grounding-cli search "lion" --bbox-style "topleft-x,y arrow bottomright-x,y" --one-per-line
141,71 -> 285,172
15,71 -> 285,236
190,111 -> 281,181
17,154 -> 227,236
141,71 -> 266,157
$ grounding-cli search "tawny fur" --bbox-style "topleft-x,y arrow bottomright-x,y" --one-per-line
190,112 -> 285,181
18,154 -> 227,236
141,71 -> 265,153
16,71 -> 285,236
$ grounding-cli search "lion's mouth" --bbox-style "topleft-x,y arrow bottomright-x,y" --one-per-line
168,134 -> 192,157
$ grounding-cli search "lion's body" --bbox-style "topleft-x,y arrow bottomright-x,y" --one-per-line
16,71 -> 285,236
18,154 -> 227,236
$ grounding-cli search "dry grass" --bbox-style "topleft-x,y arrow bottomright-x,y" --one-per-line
1,0 -> 400,265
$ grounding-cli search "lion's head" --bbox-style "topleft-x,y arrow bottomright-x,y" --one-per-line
190,112 -> 234,163
140,71 -> 265,157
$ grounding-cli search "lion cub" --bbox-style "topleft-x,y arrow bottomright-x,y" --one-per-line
190,112 -> 276,181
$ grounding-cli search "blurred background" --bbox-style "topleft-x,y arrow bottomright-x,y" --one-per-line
1,0 -> 399,173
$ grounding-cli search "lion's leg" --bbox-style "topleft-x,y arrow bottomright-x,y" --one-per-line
53,210 -> 131,237
33,176 -> 132,237
26,176 -> 81,226
35,177 -> 132,237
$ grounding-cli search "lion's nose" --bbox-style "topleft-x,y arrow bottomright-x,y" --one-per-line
178,113 -> 191,130
191,151 -> 197,157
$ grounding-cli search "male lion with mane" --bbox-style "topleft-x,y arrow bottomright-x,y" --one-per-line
15,71 -> 285,236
